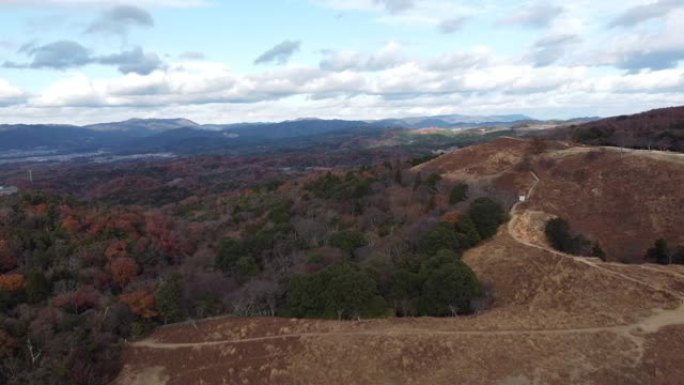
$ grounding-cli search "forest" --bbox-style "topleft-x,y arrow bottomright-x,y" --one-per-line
0,148 -> 510,384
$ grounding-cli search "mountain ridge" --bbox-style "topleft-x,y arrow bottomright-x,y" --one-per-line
0,114 -> 537,153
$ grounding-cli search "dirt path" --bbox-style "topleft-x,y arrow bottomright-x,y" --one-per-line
133,301 -> 684,351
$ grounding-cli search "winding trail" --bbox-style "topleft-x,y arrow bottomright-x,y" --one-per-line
508,172 -> 682,300
133,303 -> 684,352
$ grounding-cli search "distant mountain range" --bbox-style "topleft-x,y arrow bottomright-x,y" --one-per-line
0,114 -> 537,154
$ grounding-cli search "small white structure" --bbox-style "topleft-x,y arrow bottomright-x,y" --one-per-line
518,195 -> 527,202
0,186 -> 18,196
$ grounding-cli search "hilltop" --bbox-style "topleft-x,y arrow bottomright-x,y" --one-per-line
546,105 -> 684,152
417,137 -> 684,262
114,137 -> 684,385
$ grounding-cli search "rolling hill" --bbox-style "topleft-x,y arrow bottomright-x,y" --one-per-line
115,137 -> 684,385
546,106 -> 684,152
0,114 -> 534,154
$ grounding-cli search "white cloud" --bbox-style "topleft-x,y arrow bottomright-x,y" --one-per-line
16,50 -> 683,123
0,79 -> 26,106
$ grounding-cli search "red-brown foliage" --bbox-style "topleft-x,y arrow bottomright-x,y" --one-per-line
108,257 -> 140,288
53,286 -> 101,313
119,289 -> 158,319
105,240 -> 129,260
61,216 -> 81,233
0,238 -> 17,272
0,273 -> 24,292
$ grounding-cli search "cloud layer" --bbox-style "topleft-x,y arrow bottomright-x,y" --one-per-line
0,0 -> 683,124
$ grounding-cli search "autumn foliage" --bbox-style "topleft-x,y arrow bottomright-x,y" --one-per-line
109,257 -> 139,288
53,286 -> 101,313
105,240 -> 129,260
119,289 -> 158,319
0,274 -> 24,292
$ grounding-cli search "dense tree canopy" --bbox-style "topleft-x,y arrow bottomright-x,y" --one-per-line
0,155 -> 510,384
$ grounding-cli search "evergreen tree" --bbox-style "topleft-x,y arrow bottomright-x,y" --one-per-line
645,239 -> 670,265
155,274 -> 185,324
388,269 -> 421,316
591,242 -> 606,260
324,265 -> 380,319
413,172 -> 423,191
419,223 -> 461,256
285,272 -> 330,318
215,238 -> 243,273
545,218 -> 590,255
425,173 -> 442,192
394,169 -> 403,186
418,261 -> 483,317
455,214 -> 481,248
467,198 -> 506,240
26,270 -> 50,304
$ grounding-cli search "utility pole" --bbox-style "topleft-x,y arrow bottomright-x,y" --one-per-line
28,169 -> 33,184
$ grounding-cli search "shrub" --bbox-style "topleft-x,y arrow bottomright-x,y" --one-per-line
425,173 -> 442,191
449,182 -> 469,205
544,218 -> 589,255
645,239 -> 670,265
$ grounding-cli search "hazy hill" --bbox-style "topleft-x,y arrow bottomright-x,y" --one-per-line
85,118 -> 201,135
547,106 -> 684,152
0,114 -> 534,154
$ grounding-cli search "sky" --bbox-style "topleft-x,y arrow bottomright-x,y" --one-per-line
0,0 -> 683,124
